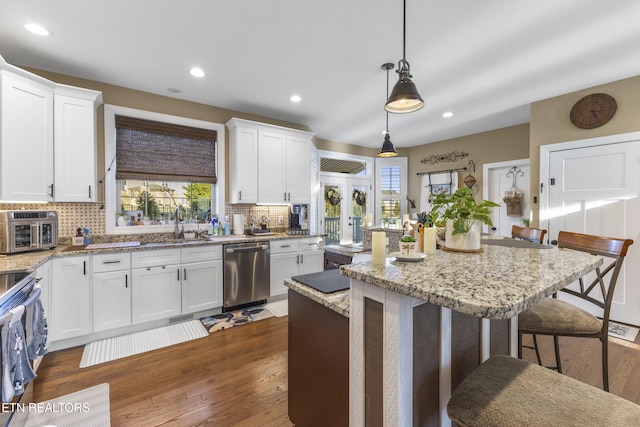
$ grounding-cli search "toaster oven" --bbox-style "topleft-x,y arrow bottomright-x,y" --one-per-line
0,210 -> 58,254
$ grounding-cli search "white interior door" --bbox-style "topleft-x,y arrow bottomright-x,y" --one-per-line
544,139 -> 640,326
483,159 -> 530,237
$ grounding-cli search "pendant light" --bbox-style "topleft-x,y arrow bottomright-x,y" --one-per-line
385,0 -> 424,114
378,63 -> 398,157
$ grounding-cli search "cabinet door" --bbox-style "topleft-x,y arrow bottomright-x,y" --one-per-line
298,249 -> 324,275
258,130 -> 287,203
0,73 -> 53,202
131,266 -> 181,324
182,260 -> 223,314
286,135 -> 311,203
93,270 -> 131,332
229,126 -> 258,203
50,257 -> 91,341
270,252 -> 299,297
54,94 -> 97,202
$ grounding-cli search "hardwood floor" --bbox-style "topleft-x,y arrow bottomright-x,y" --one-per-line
32,317 -> 640,426
33,316 -> 293,427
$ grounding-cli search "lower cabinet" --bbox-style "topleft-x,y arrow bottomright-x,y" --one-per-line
50,256 -> 91,341
92,252 -> 132,332
131,264 -> 182,324
181,246 -> 223,314
270,237 -> 324,296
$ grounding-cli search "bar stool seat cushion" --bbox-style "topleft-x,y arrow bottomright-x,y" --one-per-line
447,355 -> 640,427
519,298 -> 602,335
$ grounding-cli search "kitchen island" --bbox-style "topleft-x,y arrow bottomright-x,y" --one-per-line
286,243 -> 603,427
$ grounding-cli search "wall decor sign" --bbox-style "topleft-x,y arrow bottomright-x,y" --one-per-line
420,150 -> 469,165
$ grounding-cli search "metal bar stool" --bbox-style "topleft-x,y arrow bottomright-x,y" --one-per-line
447,355 -> 640,426
517,231 -> 634,391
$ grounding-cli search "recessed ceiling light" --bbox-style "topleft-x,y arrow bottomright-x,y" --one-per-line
190,67 -> 205,78
24,23 -> 52,36
290,95 -> 302,103
442,111 -> 454,118
168,87 -> 182,93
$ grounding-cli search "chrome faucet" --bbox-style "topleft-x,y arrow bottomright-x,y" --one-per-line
175,206 -> 184,239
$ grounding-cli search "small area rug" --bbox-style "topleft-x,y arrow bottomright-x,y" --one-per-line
264,299 -> 288,317
608,321 -> 640,342
21,383 -> 111,427
201,305 -> 274,332
80,320 -> 208,368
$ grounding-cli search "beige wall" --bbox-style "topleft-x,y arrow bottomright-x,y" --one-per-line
529,74 -> 640,225
406,124 -> 530,215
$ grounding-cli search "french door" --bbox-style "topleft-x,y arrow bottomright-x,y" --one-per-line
321,177 -> 371,245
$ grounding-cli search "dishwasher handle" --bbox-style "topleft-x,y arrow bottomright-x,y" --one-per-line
225,245 -> 269,253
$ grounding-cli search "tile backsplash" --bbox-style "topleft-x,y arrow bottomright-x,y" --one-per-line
0,202 -> 295,243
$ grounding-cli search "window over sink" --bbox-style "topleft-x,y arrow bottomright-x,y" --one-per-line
103,105 -> 226,235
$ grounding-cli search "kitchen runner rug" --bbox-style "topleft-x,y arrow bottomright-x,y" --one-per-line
200,305 -> 274,333
608,321 -> 640,342
17,383 -> 111,427
79,320 -> 208,368
264,299 -> 288,317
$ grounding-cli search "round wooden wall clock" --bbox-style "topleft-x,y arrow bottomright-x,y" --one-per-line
569,93 -> 617,129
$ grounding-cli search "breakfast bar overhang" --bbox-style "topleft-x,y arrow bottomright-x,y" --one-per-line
339,243 -> 604,427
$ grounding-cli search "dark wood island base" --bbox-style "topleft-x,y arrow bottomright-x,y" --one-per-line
288,289 -> 349,426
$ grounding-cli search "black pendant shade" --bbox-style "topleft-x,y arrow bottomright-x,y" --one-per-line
378,63 -> 398,157
384,0 -> 424,114
378,132 -> 397,157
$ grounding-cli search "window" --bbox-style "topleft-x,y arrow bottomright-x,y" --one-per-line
375,157 -> 407,226
104,105 -> 226,235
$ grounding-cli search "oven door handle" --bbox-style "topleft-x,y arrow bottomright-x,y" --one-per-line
30,224 -> 40,248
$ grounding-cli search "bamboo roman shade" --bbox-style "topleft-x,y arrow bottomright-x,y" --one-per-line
115,115 -> 217,183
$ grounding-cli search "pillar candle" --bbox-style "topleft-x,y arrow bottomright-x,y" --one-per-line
423,226 -> 437,254
366,213 -> 373,227
371,231 -> 386,265
402,214 -> 409,225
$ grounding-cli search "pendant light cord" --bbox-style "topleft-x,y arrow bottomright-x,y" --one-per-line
402,0 -> 406,61
386,67 -> 390,133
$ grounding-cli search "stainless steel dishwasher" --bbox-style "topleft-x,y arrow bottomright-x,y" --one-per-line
223,242 -> 270,311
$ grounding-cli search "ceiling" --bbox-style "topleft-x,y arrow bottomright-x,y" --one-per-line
2,1 -> 640,149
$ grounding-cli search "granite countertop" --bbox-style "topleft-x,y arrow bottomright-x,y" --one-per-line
285,278 -> 350,318
324,244 -> 371,257
339,244 -> 603,320
0,233 -> 325,274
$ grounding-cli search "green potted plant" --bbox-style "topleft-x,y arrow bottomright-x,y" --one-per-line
429,187 -> 499,250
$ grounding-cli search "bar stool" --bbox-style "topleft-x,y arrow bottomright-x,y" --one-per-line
518,231 -> 633,391
447,355 -> 640,426
511,225 -> 547,243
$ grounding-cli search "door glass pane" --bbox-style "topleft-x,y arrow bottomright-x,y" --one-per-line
351,185 -> 367,244
324,184 -> 341,245
41,223 -> 54,245
14,225 -> 31,248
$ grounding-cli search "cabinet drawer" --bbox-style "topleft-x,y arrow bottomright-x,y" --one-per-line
270,239 -> 299,254
181,245 -> 223,263
132,249 -> 181,268
298,236 -> 324,251
92,252 -> 131,273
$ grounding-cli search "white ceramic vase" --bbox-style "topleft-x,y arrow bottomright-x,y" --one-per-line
445,219 -> 481,251
399,240 -> 417,255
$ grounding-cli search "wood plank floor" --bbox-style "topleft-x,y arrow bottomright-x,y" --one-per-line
33,316 -> 293,427
32,317 -> 640,426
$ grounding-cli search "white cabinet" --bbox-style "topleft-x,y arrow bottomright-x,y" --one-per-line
269,237 -> 324,296
131,249 -> 181,324
0,56 -> 102,203
226,118 -> 314,204
181,246 -> 223,314
34,261 -> 51,317
54,85 -> 102,202
92,252 -> 131,332
227,122 -> 258,203
0,70 -> 54,202
50,256 -> 91,341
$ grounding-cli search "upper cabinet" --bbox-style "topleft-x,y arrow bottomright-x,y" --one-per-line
0,69 -> 55,202
54,85 -> 102,202
226,118 -> 314,204
0,55 -> 103,202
